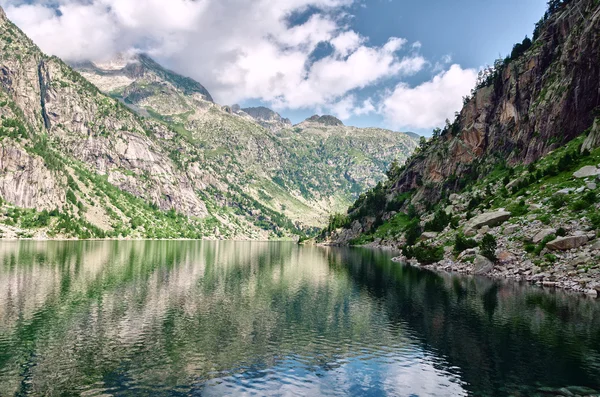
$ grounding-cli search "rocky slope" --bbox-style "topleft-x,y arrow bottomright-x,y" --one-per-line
74,53 -> 417,231
322,0 -> 600,296
0,8 -> 417,240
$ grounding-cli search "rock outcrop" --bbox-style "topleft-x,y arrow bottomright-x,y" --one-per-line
465,211 -> 511,235
546,236 -> 589,251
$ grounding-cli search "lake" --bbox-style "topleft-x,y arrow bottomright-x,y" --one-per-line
0,241 -> 599,396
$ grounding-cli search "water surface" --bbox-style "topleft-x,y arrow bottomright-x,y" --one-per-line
0,241 -> 599,396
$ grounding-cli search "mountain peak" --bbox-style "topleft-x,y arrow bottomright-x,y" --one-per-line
241,106 -> 292,131
0,6 -> 6,21
306,115 -> 344,126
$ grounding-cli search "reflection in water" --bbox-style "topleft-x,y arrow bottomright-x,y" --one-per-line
0,241 -> 598,396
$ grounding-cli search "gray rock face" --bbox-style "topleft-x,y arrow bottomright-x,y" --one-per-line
465,211 -> 511,235
582,118 -> 600,152
419,232 -> 438,241
546,236 -> 589,251
0,142 -> 65,210
473,255 -> 494,275
532,228 -> 557,244
573,166 -> 600,178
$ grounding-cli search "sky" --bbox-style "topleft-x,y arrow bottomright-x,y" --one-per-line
0,0 -> 547,135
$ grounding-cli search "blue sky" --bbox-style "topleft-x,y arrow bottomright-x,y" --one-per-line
3,0 -> 547,135
243,0 -> 548,134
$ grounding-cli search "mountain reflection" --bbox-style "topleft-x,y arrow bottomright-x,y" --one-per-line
0,241 -> 598,396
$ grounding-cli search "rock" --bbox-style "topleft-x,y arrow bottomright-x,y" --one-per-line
478,225 -> 490,235
589,239 -> 600,250
585,289 -> 598,298
458,248 -> 479,259
503,225 -> 519,235
587,182 -> 597,190
581,118 -> 600,153
575,186 -> 586,193
573,166 -> 600,179
532,228 -> 556,244
419,232 -> 438,241
449,194 -> 461,203
497,250 -> 517,265
556,188 -> 574,195
546,236 -> 589,251
473,255 -> 494,275
464,211 -> 511,235
445,205 -> 454,215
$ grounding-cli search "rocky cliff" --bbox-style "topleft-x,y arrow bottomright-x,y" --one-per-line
330,0 -> 600,241
324,0 -> 600,296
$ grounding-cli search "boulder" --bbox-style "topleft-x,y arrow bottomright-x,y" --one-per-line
532,228 -> 556,244
589,239 -> 600,251
546,236 -> 589,251
464,211 -> 511,235
581,118 -> 600,153
587,182 -> 597,190
503,225 -> 519,235
556,188 -> 574,195
497,250 -> 517,265
573,166 -> 600,179
419,232 -> 438,241
473,255 -> 494,275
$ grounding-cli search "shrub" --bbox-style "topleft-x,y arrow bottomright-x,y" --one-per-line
544,253 -> 558,263
556,227 -> 567,237
524,243 -> 536,253
405,243 -> 444,264
508,199 -> 528,216
550,195 -> 567,209
454,233 -> 478,253
424,208 -> 451,232
480,234 -> 497,262
534,234 -> 556,256
571,199 -> 591,211
404,219 -> 422,246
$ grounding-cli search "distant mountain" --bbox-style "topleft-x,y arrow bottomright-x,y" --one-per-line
240,106 -> 292,131
305,115 -> 344,126
0,9 -> 418,240
75,54 -> 214,102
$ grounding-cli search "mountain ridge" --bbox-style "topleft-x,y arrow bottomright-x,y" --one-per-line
0,9 -> 418,240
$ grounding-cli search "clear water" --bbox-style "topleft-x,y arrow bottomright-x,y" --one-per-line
0,241 -> 599,396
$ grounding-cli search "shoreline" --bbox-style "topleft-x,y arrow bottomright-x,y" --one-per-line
355,241 -> 600,298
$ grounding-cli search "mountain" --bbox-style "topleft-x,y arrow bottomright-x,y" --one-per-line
0,9 -> 417,240
239,106 -> 292,131
322,0 -> 600,294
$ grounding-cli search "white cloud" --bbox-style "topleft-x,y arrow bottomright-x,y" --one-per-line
380,64 -> 477,130
1,0 -> 427,113
1,0 -> 476,129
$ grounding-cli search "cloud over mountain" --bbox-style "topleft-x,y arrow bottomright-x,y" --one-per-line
1,0 -> 477,131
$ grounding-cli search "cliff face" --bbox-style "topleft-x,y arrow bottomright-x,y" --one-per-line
395,0 -> 600,201
346,0 -> 599,229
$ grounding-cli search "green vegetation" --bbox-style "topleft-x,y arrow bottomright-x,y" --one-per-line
480,234 -> 497,262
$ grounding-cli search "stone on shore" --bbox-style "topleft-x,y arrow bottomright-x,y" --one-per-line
464,211 -> 511,236
473,255 -> 494,275
546,236 -> 589,251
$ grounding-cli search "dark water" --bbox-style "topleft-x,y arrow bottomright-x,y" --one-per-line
0,242 -> 599,396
